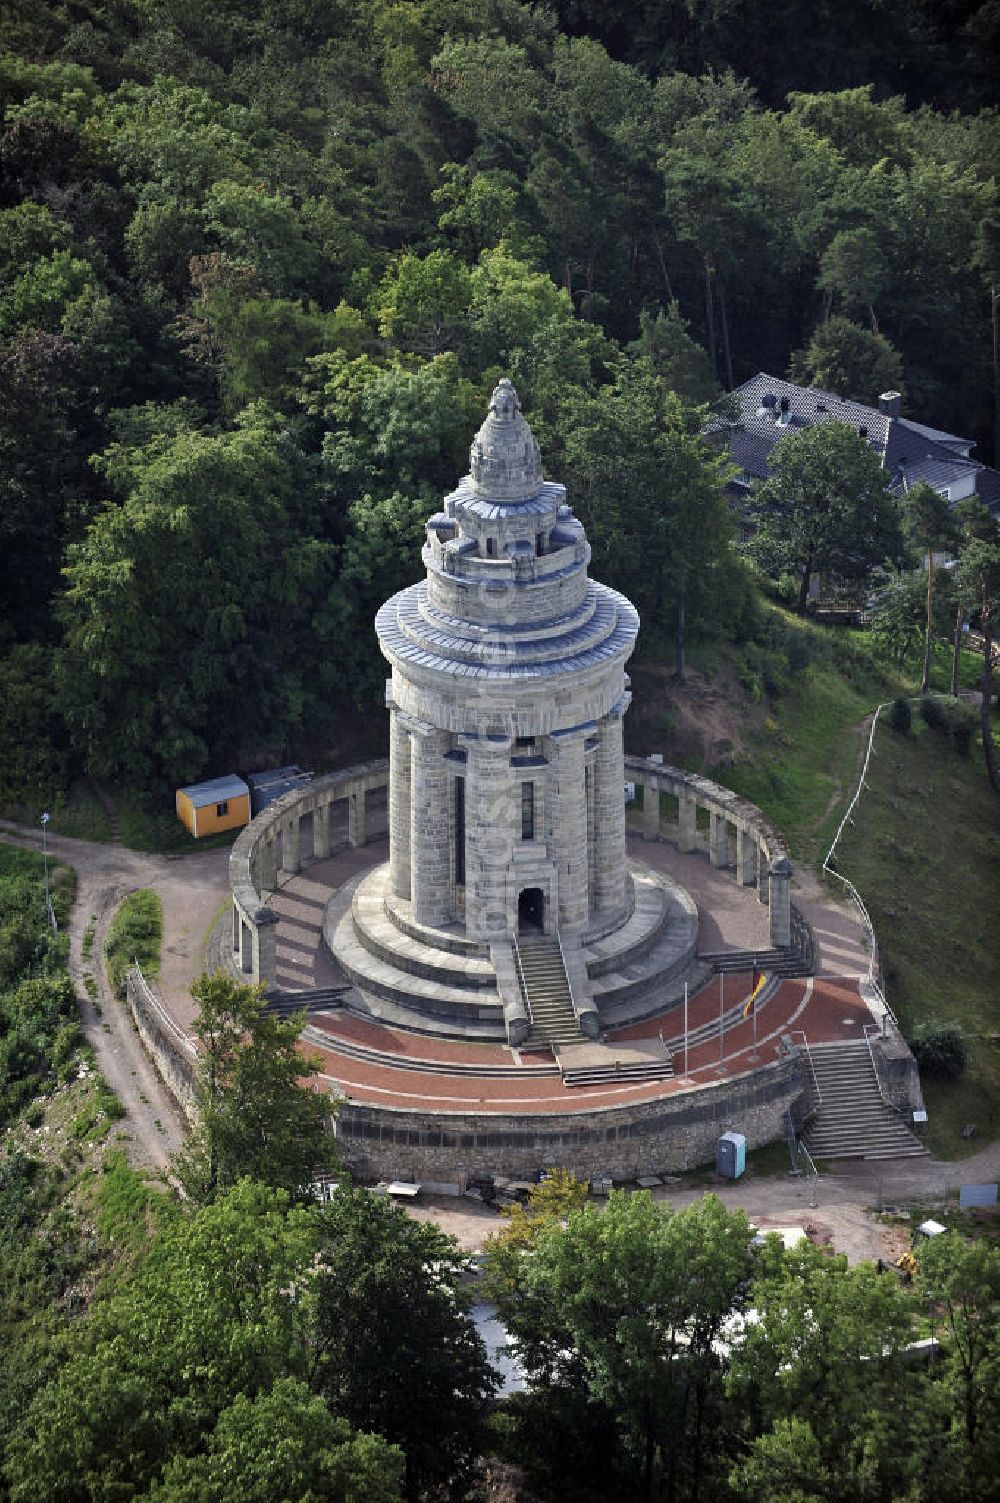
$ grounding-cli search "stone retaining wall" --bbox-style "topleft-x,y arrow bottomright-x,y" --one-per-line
124,966 -> 199,1122
334,1053 -> 807,1182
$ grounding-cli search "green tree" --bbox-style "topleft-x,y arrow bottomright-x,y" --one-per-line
728,1238 -> 929,1503
375,249 -> 472,356
312,1186 -> 496,1502
816,226 -> 887,326
143,1378 -> 404,1503
748,419 -> 900,610
560,363 -> 736,673
955,530 -> 1000,791
176,972 -> 334,1205
488,1191 -> 753,1503
57,405 -> 335,785
901,480 -> 961,692
626,303 -> 720,406
789,315 -> 905,405
917,1232 -> 1000,1497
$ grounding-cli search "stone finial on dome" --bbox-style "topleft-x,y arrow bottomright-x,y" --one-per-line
469,378 -> 542,502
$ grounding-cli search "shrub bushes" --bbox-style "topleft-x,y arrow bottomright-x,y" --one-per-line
105,889 -> 162,995
909,1018 -> 969,1079
889,697 -> 912,734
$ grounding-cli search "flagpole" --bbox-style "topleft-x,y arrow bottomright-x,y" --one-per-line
751,966 -> 759,1060
683,981 -> 689,1079
718,971 -> 724,1065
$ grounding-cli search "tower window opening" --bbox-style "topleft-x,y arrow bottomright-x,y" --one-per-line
536,531 -> 545,555
454,776 -> 465,885
521,781 -> 535,841
485,536 -> 496,557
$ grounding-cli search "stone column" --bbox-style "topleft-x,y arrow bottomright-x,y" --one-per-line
239,915 -> 253,974
313,801 -> 331,861
757,847 -> 769,905
735,826 -> 756,886
592,713 -> 627,916
551,730 -> 588,929
464,737 -> 512,941
678,791 -> 697,853
259,836 -> 278,892
232,902 -> 241,954
641,779 -> 659,838
410,727 -> 452,927
348,790 -> 366,847
769,857 -> 792,947
389,711 -> 412,899
709,811 -> 728,868
283,817 -> 300,874
254,908 -> 279,986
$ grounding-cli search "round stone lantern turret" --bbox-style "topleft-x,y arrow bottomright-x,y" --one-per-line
376,378 -> 640,943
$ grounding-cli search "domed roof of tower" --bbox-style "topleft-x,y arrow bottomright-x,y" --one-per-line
469,378 -> 542,503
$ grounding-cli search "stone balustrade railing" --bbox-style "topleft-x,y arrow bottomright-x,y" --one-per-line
624,755 -> 793,948
229,759 -> 388,986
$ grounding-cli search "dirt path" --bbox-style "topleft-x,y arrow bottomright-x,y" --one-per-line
0,821 -> 230,1171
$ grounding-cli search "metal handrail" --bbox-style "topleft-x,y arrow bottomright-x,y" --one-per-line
862,1021 -> 910,1121
555,928 -> 577,1021
787,1028 -> 822,1115
510,934 -> 533,1026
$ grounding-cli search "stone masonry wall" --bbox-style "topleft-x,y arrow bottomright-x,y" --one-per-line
335,1054 -> 807,1182
125,966 -> 199,1123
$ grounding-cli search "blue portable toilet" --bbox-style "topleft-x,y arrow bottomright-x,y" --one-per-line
716,1131 -> 746,1179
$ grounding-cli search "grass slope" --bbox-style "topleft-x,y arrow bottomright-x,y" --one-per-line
832,717 -> 1000,1158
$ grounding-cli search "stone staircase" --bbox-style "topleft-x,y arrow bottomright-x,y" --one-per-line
517,936 -> 582,1048
802,1040 -> 928,1160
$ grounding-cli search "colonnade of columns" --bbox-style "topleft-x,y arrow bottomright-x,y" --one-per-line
230,764 -> 385,986
631,763 -> 793,950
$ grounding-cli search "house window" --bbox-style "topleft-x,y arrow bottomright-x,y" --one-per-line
216,801 -> 229,817
521,782 -> 534,841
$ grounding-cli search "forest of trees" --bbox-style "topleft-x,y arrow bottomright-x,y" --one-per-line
0,0 -> 997,796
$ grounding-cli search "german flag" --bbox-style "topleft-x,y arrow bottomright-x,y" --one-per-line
742,969 -> 767,1019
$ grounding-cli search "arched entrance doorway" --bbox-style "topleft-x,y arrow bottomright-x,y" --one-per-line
518,887 -> 544,934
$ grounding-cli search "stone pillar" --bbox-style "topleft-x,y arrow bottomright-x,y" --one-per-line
592,713 -> 626,916
551,731 -> 588,929
465,737 -> 513,941
678,791 -> 697,853
410,727 -> 452,927
757,847 -> 769,905
239,915 -> 253,974
259,836 -> 278,892
769,857 -> 792,947
313,801 -> 331,861
283,817 -> 300,874
389,711 -> 412,899
348,790 -> 366,847
641,779 -> 659,838
232,902 -> 241,954
709,811 -> 728,868
254,908 -> 279,987
735,826 -> 756,886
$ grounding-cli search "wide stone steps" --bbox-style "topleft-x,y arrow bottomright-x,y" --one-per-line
561,1058 -> 675,1087
802,1041 -> 928,1160
300,1024 -> 559,1079
265,986 -> 352,1017
519,939 -> 583,1048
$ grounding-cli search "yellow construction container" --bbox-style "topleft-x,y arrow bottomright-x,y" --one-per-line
175,774 -> 251,839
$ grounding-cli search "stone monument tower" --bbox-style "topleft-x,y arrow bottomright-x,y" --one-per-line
328,378 -> 700,1048
376,378 -> 640,945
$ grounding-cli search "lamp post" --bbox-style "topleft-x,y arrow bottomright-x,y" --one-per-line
40,811 -> 56,933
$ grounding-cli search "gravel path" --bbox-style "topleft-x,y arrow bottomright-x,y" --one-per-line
0,821 -> 230,1171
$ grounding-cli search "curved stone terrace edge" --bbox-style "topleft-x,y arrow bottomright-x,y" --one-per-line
228,755 -> 795,988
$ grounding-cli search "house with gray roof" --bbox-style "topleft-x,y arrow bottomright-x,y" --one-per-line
713,373 -> 999,530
